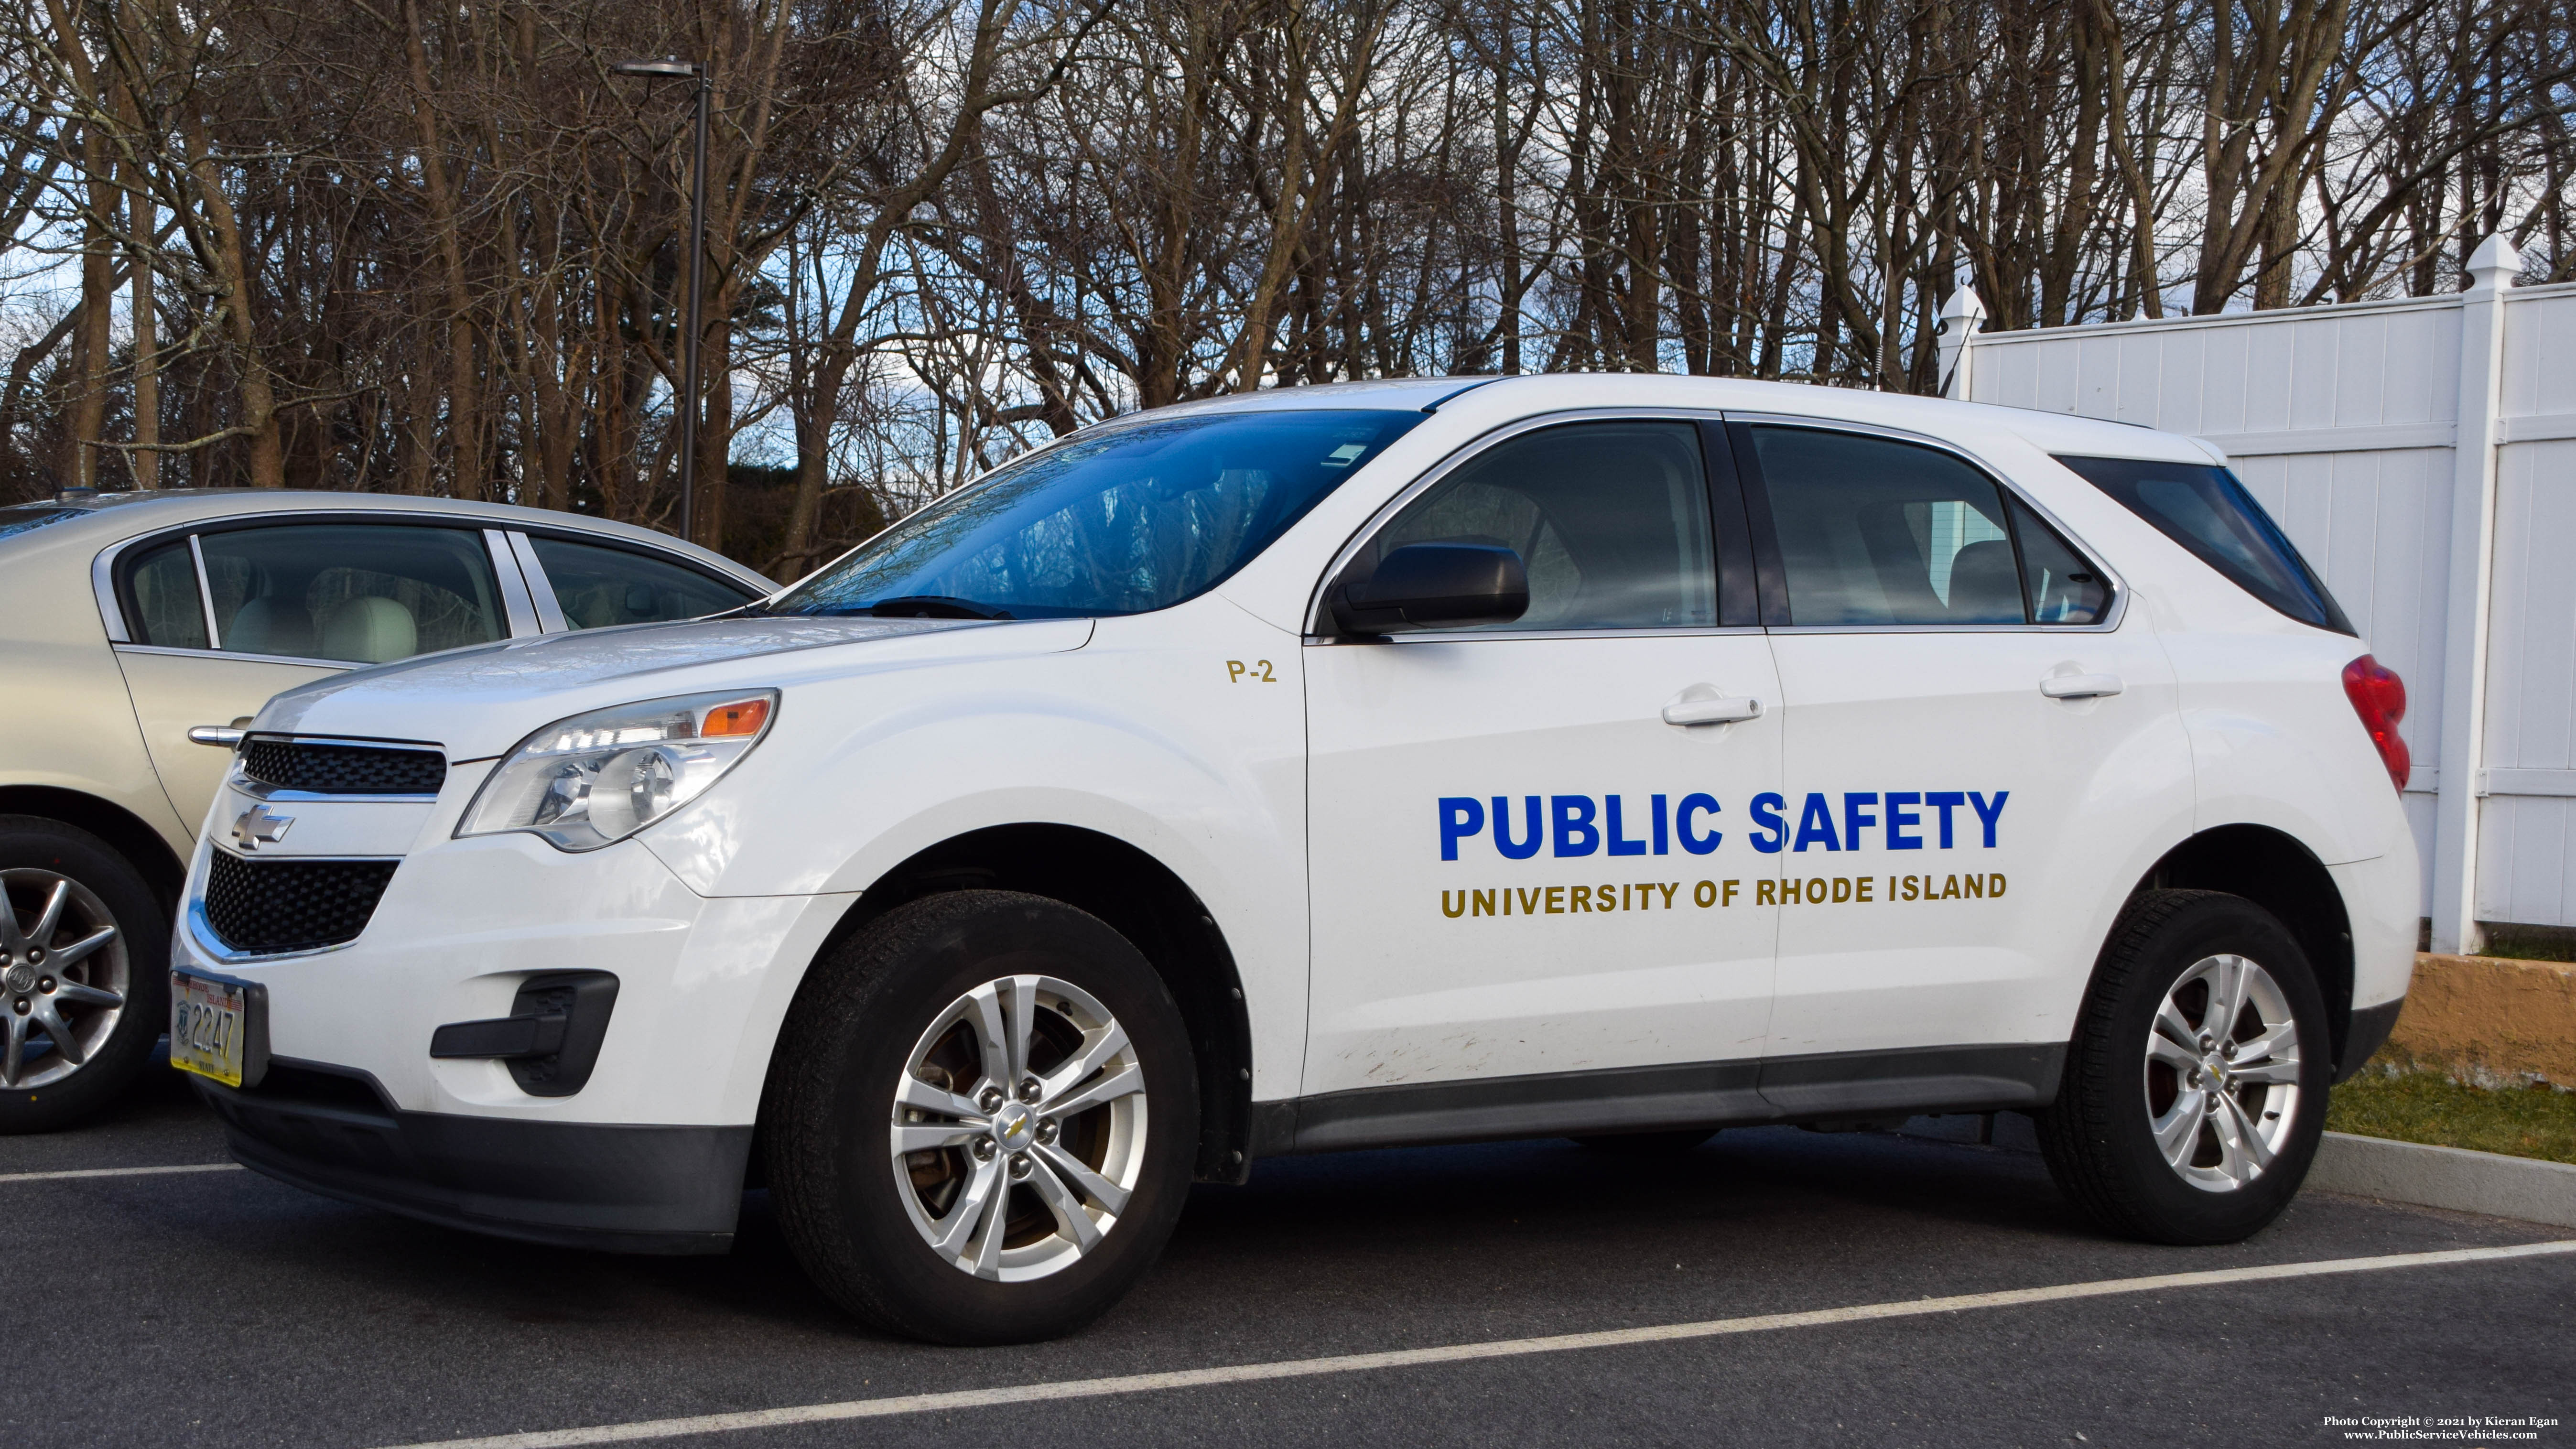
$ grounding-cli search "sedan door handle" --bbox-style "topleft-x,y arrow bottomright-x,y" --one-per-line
187,726 -> 246,748
2039,673 -> 2124,700
1662,696 -> 1764,726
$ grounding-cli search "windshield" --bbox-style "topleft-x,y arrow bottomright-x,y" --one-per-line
772,409 -> 1427,619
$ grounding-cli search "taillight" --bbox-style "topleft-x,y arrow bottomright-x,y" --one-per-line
2342,654 -> 2409,793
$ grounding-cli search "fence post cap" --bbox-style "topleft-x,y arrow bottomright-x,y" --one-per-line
1938,285 -> 1987,330
2466,235 -> 2521,292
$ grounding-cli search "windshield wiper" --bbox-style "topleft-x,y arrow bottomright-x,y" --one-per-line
864,595 -> 1014,620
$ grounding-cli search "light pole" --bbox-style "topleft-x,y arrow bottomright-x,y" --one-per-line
614,57 -> 709,544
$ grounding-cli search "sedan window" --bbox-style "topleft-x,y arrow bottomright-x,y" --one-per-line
197,525 -> 505,663
124,538 -> 210,649
528,536 -> 758,629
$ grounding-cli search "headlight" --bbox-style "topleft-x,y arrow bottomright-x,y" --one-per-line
457,690 -> 777,851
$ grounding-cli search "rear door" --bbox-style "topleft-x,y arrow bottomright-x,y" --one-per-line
1737,419 -> 2192,1112
1301,417 -> 1785,1129
112,521 -> 522,835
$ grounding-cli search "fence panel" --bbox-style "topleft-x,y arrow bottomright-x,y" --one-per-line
1958,259 -> 2576,941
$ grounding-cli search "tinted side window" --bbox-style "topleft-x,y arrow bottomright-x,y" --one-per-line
199,525 -> 505,663
126,539 -> 209,649
1750,426 -> 2026,626
1362,421 -> 1716,630
2055,454 -> 2350,634
2008,497 -> 2111,626
529,537 -> 757,629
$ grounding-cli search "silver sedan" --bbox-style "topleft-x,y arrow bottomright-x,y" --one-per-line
0,489 -> 771,1130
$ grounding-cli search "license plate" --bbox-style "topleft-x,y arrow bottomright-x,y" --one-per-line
171,970 -> 267,1088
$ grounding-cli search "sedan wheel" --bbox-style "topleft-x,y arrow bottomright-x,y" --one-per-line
0,816 -> 169,1133
0,868 -> 129,1089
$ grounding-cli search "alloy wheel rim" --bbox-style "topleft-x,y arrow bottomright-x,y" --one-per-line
2143,952 -> 2302,1193
0,869 -> 127,1090
889,973 -> 1147,1282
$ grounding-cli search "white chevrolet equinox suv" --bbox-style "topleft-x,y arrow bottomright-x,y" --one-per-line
169,376 -> 2418,1344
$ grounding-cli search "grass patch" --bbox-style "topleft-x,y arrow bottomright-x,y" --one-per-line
2327,1067 -> 2576,1165
2477,923 -> 2576,963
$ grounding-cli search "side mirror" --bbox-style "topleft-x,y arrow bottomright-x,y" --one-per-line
1330,542 -> 1529,637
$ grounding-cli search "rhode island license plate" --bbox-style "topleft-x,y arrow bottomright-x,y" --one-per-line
171,970 -> 265,1088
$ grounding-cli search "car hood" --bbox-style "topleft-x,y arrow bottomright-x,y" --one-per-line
255,614 -> 1093,759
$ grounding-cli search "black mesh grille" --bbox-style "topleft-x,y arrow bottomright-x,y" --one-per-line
240,737 -> 445,796
203,852 -> 399,953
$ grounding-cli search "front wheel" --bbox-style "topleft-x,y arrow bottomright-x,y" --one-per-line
2038,889 -> 2331,1244
765,890 -> 1199,1344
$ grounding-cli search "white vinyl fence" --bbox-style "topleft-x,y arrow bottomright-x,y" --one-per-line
1940,239 -> 2576,952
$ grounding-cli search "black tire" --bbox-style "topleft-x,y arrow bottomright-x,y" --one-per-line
2037,889 -> 2332,1244
765,889 -> 1199,1344
0,816 -> 169,1134
1570,1129 -> 1718,1155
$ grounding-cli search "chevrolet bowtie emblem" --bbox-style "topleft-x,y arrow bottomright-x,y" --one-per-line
232,803 -> 294,850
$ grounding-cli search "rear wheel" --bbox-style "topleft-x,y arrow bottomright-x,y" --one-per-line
766,890 -> 1198,1344
0,816 -> 167,1133
2038,889 -> 2329,1244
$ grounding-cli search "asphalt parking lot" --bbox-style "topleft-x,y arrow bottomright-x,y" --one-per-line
9,1063 -> 2569,1449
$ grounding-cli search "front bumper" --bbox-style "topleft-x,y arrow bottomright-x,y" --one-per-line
195,1062 -> 750,1253
175,790 -> 854,1251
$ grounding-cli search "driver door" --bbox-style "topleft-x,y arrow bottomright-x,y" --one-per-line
1301,418 -> 1784,1137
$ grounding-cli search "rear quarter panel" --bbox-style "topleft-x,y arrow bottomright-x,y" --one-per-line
0,520 -> 194,856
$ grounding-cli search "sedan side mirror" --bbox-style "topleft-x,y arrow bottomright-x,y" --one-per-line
1330,542 -> 1530,637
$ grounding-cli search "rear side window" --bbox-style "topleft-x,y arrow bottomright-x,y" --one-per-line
198,525 -> 506,662
528,537 -> 757,629
1745,425 -> 2106,627
2055,454 -> 2351,634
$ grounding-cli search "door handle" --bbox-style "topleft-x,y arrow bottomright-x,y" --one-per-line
1662,696 -> 1763,726
2039,673 -> 2124,700
187,727 -> 245,748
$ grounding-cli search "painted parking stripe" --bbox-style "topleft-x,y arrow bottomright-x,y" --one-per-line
379,1237 -> 2576,1449
0,1162 -> 242,1184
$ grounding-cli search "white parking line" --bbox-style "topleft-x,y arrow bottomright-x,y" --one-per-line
379,1237 -> 2576,1449
0,1161 -> 243,1184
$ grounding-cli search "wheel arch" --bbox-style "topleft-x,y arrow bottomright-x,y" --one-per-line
0,786 -> 188,909
2132,823 -> 2359,1071
768,822 -> 1257,1186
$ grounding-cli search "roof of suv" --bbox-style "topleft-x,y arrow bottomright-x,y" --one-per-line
1141,375 -> 2222,466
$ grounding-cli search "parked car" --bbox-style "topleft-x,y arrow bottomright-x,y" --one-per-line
166,377 -> 2415,1343
0,490 -> 770,1130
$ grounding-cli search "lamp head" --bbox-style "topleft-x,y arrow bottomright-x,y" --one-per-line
612,57 -> 701,78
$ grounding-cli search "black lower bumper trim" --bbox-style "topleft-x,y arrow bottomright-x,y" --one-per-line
195,1060 -> 750,1255
2339,995 -> 2406,1082
1275,1042 -> 2066,1155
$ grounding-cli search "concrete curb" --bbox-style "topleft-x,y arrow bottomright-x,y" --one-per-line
2307,1131 -> 2576,1229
